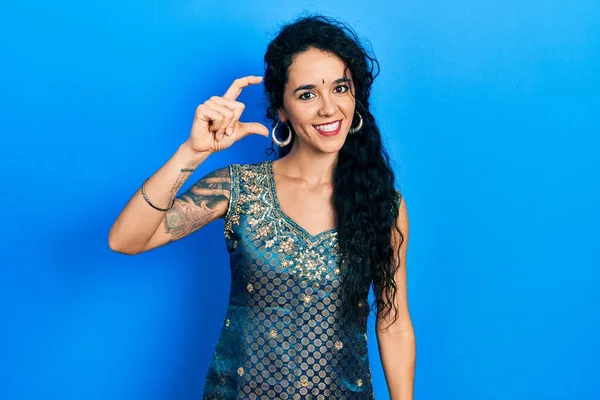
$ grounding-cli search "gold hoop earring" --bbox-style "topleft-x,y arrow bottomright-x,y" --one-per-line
271,120 -> 292,147
349,112 -> 363,134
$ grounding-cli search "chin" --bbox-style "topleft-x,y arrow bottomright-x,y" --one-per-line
318,137 -> 347,153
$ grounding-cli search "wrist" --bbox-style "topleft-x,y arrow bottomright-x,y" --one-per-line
179,141 -> 212,160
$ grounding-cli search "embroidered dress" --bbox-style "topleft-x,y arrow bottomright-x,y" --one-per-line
202,159 -> 388,399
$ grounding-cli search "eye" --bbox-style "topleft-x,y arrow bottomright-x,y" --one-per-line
299,92 -> 315,100
334,85 -> 349,94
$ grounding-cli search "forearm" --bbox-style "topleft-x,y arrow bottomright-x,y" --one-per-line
108,141 -> 210,254
377,329 -> 416,400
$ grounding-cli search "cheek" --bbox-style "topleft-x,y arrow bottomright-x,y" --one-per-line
342,97 -> 356,112
288,105 -> 316,126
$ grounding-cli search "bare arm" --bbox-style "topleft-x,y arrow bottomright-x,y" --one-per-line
108,142 -> 217,255
376,196 -> 416,400
145,162 -> 231,251
109,75 -> 269,255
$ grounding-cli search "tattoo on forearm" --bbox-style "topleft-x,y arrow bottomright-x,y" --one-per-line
163,167 -> 231,240
165,160 -> 199,207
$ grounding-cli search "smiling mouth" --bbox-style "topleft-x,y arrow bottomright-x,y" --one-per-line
313,120 -> 342,133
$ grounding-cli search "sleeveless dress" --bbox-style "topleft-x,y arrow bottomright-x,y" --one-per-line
201,160 -> 376,399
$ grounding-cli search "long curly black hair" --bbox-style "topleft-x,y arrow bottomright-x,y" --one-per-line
263,15 -> 404,331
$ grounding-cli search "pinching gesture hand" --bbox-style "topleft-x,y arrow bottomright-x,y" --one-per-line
185,76 -> 269,154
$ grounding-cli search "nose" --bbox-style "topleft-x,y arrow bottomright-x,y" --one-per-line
318,93 -> 336,117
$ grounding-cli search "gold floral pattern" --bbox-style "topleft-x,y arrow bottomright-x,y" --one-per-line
203,161 -> 374,399
224,161 -> 340,283
300,376 -> 309,387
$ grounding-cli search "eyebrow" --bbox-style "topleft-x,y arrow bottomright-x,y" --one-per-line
293,77 -> 351,93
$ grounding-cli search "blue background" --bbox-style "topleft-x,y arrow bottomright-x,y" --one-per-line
1,1 -> 599,399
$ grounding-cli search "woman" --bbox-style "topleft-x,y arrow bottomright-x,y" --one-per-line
109,15 -> 415,400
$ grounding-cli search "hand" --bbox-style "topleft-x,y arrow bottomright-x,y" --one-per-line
185,76 -> 270,154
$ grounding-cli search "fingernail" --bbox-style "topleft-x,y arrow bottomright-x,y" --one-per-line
226,127 -> 233,135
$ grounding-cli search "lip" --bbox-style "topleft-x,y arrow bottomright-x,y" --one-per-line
313,119 -> 342,137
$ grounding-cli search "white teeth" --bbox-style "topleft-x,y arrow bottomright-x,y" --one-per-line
314,121 -> 340,132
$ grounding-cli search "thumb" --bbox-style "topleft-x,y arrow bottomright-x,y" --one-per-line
237,121 -> 270,138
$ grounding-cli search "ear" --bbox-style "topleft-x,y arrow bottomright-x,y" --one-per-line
277,108 -> 289,123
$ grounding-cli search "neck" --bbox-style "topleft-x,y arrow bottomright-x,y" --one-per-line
276,146 -> 338,185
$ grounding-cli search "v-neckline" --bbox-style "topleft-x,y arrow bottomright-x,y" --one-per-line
265,160 -> 337,241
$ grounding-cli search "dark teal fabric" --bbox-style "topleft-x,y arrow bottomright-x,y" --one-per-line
201,160 -> 377,399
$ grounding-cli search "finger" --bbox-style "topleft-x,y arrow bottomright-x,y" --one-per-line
209,97 -> 245,135
205,101 -> 235,134
223,76 -> 263,101
209,96 -> 245,112
235,121 -> 270,139
196,105 -> 225,127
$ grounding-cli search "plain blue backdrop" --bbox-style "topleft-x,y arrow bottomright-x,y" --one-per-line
1,1 -> 599,399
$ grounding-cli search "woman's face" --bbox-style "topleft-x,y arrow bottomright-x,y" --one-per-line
278,47 -> 356,154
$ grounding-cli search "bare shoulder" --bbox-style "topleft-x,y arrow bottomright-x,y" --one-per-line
393,190 -> 409,249
397,190 -> 408,227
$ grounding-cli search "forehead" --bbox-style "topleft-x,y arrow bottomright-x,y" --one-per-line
287,48 -> 349,86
